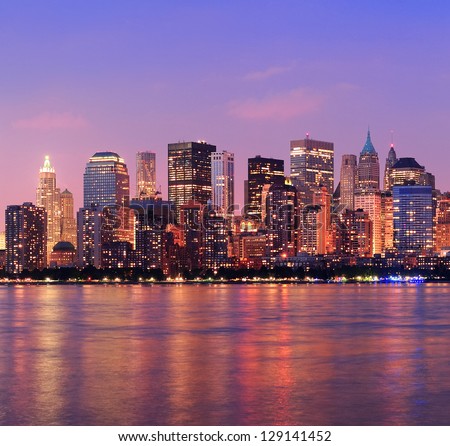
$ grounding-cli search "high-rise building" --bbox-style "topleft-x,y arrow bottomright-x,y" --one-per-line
387,157 -> 435,191
36,156 -> 60,263
265,179 -> 298,260
290,136 -> 334,196
383,144 -> 397,191
312,186 -> 332,255
83,152 -> 130,208
180,200 -> 203,270
340,154 -> 357,211
211,151 -> 234,218
136,151 -> 157,199
168,141 -> 216,221
436,193 -> 450,252
246,155 -> 284,221
80,152 -> 133,267
381,191 -> 394,252
5,203 -> 47,274
335,209 -> 372,257
354,189 -> 382,255
203,208 -> 230,270
357,130 -> 380,191
393,184 -> 433,254
60,189 -> 77,246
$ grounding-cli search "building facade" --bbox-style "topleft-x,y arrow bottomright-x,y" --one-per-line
36,156 -> 60,264
5,203 -> 47,274
357,130 -> 380,191
211,151 -> 234,218
339,154 -> 357,211
393,184 -> 433,254
290,136 -> 334,195
136,151 -> 157,199
246,155 -> 284,221
168,141 -> 216,221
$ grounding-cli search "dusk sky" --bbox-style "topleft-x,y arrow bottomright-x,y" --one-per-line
1,0 -> 450,226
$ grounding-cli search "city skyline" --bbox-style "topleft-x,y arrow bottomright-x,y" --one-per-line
1,1 -> 450,226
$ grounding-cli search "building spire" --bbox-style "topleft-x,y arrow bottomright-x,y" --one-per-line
361,128 -> 376,155
40,155 -> 55,173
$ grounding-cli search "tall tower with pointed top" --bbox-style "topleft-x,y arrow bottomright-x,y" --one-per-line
36,156 -> 61,264
384,144 -> 397,191
357,130 -> 380,191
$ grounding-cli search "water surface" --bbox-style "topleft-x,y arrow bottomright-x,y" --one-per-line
1,283 -> 450,425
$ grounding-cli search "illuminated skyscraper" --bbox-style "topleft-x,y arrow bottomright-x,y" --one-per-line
357,130 -> 380,191
393,184 -> 433,254
211,151 -> 234,218
265,179 -> 298,261
36,156 -> 60,263
80,152 -> 133,267
246,156 -> 284,220
83,152 -> 130,208
168,141 -> 216,221
436,193 -> 450,252
340,154 -> 357,211
290,135 -> 334,195
387,157 -> 435,191
354,189 -> 382,255
136,151 -> 157,199
60,189 -> 77,246
383,144 -> 397,191
335,209 -> 372,257
5,203 -> 47,274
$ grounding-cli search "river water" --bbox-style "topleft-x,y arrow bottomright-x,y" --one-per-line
1,283 -> 450,425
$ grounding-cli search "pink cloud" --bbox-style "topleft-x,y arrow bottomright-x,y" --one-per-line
243,65 -> 292,81
12,112 -> 88,130
228,88 -> 325,120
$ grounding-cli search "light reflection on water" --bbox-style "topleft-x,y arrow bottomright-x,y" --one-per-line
1,283 -> 450,425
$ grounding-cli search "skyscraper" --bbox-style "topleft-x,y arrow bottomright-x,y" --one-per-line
246,155 -> 284,220
5,203 -> 47,274
168,141 -> 216,221
387,157 -> 435,191
211,151 -> 234,218
290,135 -> 334,195
136,151 -> 157,199
83,152 -> 130,208
36,156 -> 60,263
80,152 -> 133,267
339,154 -> 357,211
60,189 -> 77,246
383,144 -> 397,191
354,189 -> 382,255
357,130 -> 380,191
393,184 -> 433,254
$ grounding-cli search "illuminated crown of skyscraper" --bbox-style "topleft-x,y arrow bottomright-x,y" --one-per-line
361,130 -> 377,155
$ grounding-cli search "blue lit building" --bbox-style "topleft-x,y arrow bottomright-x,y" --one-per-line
393,184 -> 433,254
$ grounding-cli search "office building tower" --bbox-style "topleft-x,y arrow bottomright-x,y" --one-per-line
357,130 -> 380,191
5,203 -> 47,274
265,179 -> 298,260
340,154 -> 357,211
336,209 -> 372,257
383,144 -> 397,191
83,152 -> 130,208
203,208 -> 230,270
246,156 -> 284,220
393,184 -> 433,254
387,157 -> 435,191
290,135 -> 334,195
180,200 -> 203,270
381,191 -> 394,252
0,231 -> 5,250
77,206 -> 104,268
312,186 -> 332,255
211,151 -> 234,218
60,189 -> 77,246
354,189 -> 382,255
136,151 -> 157,199
435,193 -> 450,252
81,152 -> 133,265
168,141 -> 216,221
36,156 -> 61,263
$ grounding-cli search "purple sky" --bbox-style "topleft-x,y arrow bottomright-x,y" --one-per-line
1,1 -> 450,227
